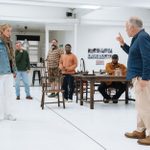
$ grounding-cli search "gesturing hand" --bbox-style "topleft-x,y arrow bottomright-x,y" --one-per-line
116,32 -> 125,46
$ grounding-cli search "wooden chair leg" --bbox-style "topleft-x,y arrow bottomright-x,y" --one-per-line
41,92 -> 45,109
75,81 -> 79,103
62,93 -> 65,109
58,93 -> 60,107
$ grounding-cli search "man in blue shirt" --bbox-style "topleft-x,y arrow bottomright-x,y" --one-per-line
117,16 -> 150,145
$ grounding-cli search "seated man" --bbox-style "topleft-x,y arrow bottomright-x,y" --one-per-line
98,54 -> 127,103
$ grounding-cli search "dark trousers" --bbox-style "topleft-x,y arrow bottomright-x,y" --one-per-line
98,82 -> 126,99
62,74 -> 75,100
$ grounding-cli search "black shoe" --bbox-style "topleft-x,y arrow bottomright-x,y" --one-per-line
16,96 -> 20,100
113,100 -> 118,103
112,95 -> 119,103
26,96 -> 33,100
48,93 -> 56,98
103,99 -> 109,103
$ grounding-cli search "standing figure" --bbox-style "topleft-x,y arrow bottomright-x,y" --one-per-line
15,41 -> 33,100
47,39 -> 63,97
0,24 -> 16,121
117,16 -> 150,145
59,44 -> 77,101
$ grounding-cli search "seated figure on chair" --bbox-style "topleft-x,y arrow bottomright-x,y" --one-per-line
98,54 -> 127,103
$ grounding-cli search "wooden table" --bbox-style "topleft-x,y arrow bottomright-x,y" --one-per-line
74,74 -> 132,109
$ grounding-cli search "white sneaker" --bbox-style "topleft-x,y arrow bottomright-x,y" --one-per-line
4,114 -> 16,121
68,99 -> 73,102
64,98 -> 68,102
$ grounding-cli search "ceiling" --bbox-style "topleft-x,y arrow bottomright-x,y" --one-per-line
1,0 -> 150,32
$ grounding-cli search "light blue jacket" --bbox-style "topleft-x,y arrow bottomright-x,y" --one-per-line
0,39 -> 12,75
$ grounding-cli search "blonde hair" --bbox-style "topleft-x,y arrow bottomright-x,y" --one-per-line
0,24 -> 12,34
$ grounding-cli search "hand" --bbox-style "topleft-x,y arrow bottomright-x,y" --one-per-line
116,32 -> 125,46
62,67 -> 67,71
20,49 -> 23,53
139,80 -> 148,89
13,73 -> 16,78
27,70 -> 30,73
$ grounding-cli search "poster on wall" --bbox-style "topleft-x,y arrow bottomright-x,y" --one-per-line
88,48 -> 113,65
96,60 -> 104,65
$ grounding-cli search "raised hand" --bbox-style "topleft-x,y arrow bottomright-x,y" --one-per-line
116,32 -> 125,46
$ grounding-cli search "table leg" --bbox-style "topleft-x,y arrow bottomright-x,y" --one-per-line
125,82 -> 128,104
90,80 -> 94,109
80,80 -> 83,105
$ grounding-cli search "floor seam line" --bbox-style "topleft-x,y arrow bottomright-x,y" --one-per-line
35,97 -> 107,150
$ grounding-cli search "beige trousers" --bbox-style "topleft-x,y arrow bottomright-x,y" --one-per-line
133,77 -> 150,136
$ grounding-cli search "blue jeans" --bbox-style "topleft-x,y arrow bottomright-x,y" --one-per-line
15,71 -> 30,97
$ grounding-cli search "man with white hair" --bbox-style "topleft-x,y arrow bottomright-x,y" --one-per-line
116,16 -> 150,145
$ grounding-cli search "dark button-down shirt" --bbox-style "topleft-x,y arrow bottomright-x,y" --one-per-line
121,29 -> 150,80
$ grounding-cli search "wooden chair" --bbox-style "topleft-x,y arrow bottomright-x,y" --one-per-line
40,59 -> 65,109
75,79 -> 89,103
40,75 -> 65,109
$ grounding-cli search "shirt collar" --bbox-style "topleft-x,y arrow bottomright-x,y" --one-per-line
133,29 -> 144,39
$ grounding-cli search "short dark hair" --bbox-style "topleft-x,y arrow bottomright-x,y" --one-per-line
112,54 -> 118,59
65,44 -> 71,48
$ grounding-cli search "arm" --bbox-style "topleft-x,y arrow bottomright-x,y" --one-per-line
59,55 -> 64,70
66,55 -> 78,71
116,32 -> 130,54
121,43 -> 130,54
59,48 -> 64,55
105,63 -> 115,75
58,49 -> 64,70
15,50 -> 23,63
26,52 -> 30,70
120,64 -> 127,76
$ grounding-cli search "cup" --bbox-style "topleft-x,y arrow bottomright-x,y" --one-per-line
115,68 -> 122,76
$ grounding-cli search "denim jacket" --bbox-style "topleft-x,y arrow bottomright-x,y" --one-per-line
0,39 -> 12,75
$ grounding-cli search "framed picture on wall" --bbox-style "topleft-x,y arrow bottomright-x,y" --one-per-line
96,60 -> 104,65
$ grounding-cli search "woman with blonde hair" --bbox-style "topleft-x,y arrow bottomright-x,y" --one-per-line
0,24 -> 16,121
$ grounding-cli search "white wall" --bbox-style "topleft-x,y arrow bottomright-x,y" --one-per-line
76,25 -> 150,73
46,25 -> 150,73
49,30 -> 74,50
12,31 -> 45,62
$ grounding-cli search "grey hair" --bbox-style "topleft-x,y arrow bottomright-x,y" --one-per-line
128,17 -> 143,29
15,40 -> 22,44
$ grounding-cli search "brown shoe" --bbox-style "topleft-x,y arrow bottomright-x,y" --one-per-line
125,130 -> 146,139
138,136 -> 150,145
26,96 -> 33,100
16,96 -> 20,100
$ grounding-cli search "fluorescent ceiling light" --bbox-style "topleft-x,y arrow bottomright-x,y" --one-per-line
0,0 -> 101,9
78,5 -> 101,9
